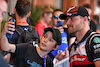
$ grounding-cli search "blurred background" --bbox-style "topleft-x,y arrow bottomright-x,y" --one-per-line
1,0 -> 100,32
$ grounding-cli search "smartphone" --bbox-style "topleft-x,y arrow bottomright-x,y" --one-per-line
57,21 -> 63,27
6,19 -> 15,39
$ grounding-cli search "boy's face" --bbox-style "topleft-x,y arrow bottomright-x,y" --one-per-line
40,31 -> 56,51
0,0 -> 7,23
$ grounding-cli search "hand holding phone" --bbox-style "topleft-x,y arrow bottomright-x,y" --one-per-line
57,21 -> 63,27
6,19 -> 15,39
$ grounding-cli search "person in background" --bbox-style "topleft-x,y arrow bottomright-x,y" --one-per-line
8,0 -> 39,44
0,0 -> 9,67
83,4 -> 96,32
92,15 -> 99,25
35,6 -> 53,38
1,24 -> 62,67
60,6 -> 100,67
0,0 -> 7,23
49,9 -> 69,62
92,15 -> 100,33
3,0 -> 39,65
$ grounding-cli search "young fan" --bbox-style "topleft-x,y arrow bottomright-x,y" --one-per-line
1,25 -> 62,67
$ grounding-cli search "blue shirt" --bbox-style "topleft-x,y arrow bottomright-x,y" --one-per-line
50,31 -> 69,59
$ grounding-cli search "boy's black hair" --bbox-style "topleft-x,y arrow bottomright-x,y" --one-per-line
44,28 -> 62,47
15,0 -> 31,18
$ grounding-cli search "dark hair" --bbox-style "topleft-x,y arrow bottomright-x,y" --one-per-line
52,9 -> 63,16
83,4 -> 91,9
15,0 -> 31,18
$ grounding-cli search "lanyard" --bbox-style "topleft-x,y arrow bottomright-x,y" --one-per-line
44,55 -> 46,67
16,21 -> 28,25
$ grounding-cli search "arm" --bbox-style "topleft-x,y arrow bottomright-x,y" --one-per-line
1,21 -> 16,53
94,60 -> 100,67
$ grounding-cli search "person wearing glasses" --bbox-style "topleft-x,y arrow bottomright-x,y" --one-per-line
48,9 -> 69,63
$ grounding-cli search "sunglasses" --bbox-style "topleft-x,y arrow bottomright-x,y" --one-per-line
53,15 -> 59,19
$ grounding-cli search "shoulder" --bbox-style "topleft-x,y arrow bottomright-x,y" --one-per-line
88,33 -> 100,44
89,33 -> 100,50
35,22 -> 44,29
36,21 -> 43,26
15,43 -> 35,56
86,33 -> 100,62
15,43 -> 33,52
85,32 -> 100,52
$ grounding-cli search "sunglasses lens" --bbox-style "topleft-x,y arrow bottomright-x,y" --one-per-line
54,15 -> 59,19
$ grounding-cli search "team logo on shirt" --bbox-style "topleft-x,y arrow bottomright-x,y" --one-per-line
93,37 -> 100,43
27,60 -> 42,67
70,55 -> 86,63
62,37 -> 68,44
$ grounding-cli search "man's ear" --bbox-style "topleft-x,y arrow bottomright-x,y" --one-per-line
53,45 -> 59,50
83,16 -> 88,22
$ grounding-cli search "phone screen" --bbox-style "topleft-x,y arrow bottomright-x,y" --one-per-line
57,21 -> 63,27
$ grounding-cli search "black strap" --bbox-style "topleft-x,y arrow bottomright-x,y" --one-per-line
15,26 -> 24,35
30,26 -> 37,35
16,25 -> 36,35
68,32 -> 96,54
85,32 -> 98,62
86,32 -> 98,51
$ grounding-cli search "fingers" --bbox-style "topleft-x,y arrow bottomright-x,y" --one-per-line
56,51 -> 66,60
56,50 -> 69,60
65,49 -> 69,58
2,21 -> 15,35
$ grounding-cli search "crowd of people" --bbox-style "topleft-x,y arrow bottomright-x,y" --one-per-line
0,0 -> 100,67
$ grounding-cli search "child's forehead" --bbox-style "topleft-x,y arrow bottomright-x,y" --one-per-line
45,31 -> 53,35
45,31 -> 54,37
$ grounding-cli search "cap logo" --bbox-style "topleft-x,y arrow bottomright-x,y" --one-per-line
67,6 -> 79,16
67,7 -> 75,13
67,13 -> 72,16
67,7 -> 75,16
